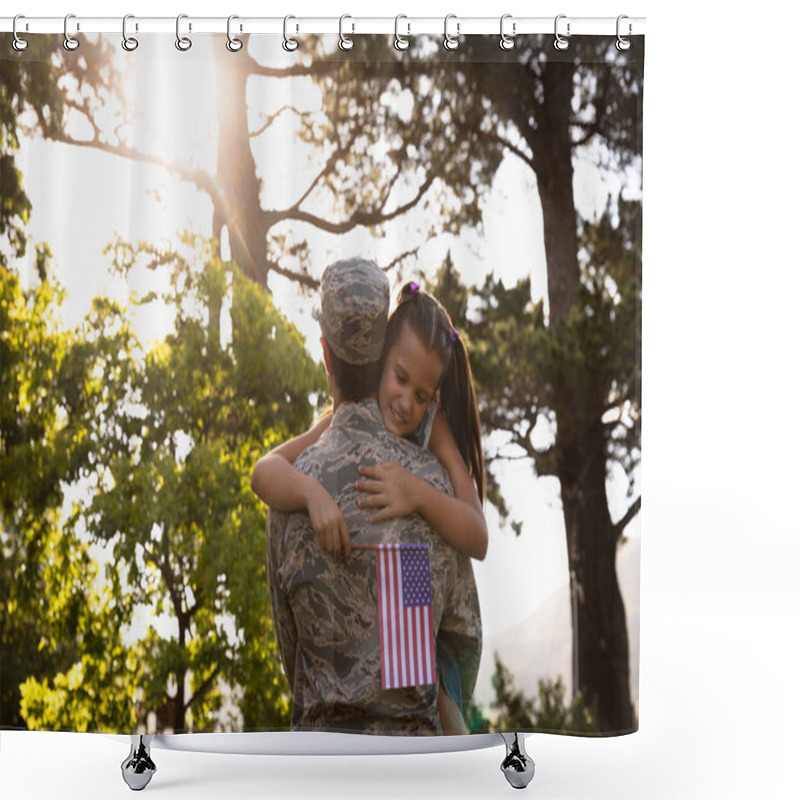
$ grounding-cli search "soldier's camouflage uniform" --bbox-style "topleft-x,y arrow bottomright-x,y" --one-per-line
267,399 -> 482,734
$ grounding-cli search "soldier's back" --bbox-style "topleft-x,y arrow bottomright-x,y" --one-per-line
270,399 -> 480,735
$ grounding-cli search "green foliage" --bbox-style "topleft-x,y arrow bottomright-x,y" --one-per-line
19,588 -> 140,732
462,695 -> 491,734
3,235 -> 325,731
1,257 -> 136,728
489,654 -> 599,734
431,202 -> 641,512
78,238 -> 324,731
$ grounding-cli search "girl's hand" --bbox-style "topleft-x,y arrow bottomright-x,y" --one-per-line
356,462 -> 420,523
305,482 -> 351,560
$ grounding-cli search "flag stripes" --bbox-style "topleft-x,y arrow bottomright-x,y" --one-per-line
376,543 -> 436,690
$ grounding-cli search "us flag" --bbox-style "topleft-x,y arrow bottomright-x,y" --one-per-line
375,543 -> 436,690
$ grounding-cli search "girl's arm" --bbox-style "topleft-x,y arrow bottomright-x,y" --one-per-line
250,413 -> 331,505
357,410 -> 488,561
251,414 -> 351,560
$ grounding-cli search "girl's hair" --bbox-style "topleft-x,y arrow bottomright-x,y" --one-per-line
384,281 -> 486,503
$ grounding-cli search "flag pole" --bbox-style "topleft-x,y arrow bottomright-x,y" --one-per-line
351,543 -> 428,551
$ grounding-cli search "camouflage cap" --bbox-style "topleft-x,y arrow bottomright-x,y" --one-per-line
313,258 -> 390,365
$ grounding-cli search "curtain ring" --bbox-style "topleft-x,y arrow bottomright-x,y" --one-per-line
122,14 -> 139,52
175,14 -> 192,51
443,14 -> 459,51
227,15 -> 243,52
12,15 -> 29,51
554,14 -> 570,51
499,14 -> 516,50
394,15 -> 410,51
64,13 -> 80,51
339,14 -> 354,51
282,15 -> 299,51
616,15 -> 632,51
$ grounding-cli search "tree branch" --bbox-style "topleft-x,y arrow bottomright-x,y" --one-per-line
376,166 -> 404,214
485,130 -> 535,170
483,435 -> 559,478
382,248 -> 420,274
185,665 -> 221,711
289,133 -> 353,211
284,170 -> 436,234
248,59 -> 342,81
186,589 -> 204,621
268,258 -> 319,289
159,532 -> 186,624
249,105 -> 309,139
571,121 -> 605,149
43,132 -> 222,210
613,495 -> 641,540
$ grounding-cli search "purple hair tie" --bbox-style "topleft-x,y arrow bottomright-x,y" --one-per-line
449,325 -> 459,343
409,281 -> 421,297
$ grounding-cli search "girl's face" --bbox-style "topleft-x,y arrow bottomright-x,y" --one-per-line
379,322 -> 444,438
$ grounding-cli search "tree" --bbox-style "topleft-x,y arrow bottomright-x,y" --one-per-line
1,255 -> 137,729
433,200 -> 640,733
490,654 -> 599,734
7,34 -> 499,290
2,37 -> 147,727
75,237 -> 325,731
4,233 -> 324,731
413,36 -> 642,733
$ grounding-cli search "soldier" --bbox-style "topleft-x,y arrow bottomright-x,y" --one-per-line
266,257 -> 482,733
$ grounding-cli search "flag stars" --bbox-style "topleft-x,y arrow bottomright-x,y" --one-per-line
401,546 -> 432,607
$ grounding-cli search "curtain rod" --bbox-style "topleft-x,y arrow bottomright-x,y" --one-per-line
1,16 -> 646,37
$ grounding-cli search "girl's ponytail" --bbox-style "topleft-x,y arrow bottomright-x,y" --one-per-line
437,327 -> 486,504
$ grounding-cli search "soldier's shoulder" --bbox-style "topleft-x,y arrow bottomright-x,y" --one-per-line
294,429 -> 340,476
378,429 -> 443,470
376,430 -> 451,494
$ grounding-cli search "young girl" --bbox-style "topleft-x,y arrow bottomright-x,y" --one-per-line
251,281 -> 487,733
356,280 -> 486,557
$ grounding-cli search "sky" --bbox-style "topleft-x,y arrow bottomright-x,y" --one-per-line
12,29 -> 641,671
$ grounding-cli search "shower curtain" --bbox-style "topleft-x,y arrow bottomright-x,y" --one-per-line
1,23 -> 643,740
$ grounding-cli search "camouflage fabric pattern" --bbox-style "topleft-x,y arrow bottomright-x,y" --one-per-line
267,400 -> 482,734
312,258 -> 390,365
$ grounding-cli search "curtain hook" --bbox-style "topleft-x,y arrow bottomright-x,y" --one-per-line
64,13 -> 80,51
443,13 -> 459,51
175,14 -> 192,51
499,14 -> 516,50
554,14 -> 570,51
227,14 -> 243,52
616,15 -> 632,51
122,14 -> 139,52
282,15 -> 299,51
12,15 -> 29,51
394,14 -> 410,51
339,14 -> 355,51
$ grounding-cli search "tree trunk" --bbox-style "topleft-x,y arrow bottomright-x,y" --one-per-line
532,61 -> 580,326
213,43 -> 270,287
174,617 -> 188,733
560,410 -> 633,732
532,60 -> 633,732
